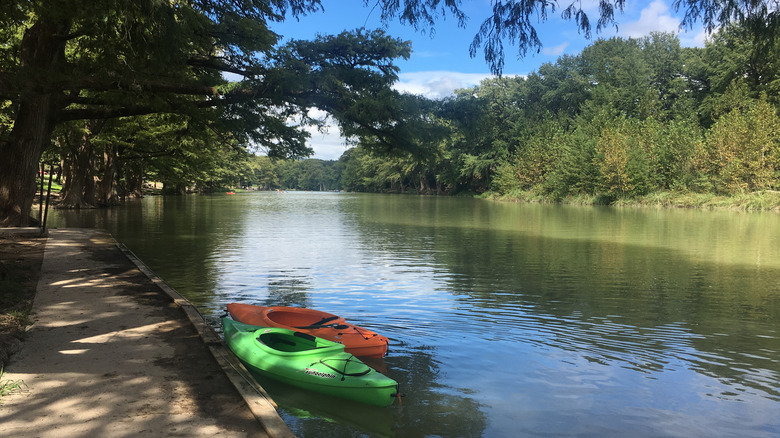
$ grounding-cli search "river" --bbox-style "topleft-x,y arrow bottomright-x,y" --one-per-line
50,192 -> 780,437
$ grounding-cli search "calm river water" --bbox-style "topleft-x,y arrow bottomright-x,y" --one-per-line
50,192 -> 780,437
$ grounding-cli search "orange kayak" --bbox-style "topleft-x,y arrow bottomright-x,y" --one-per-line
226,303 -> 389,358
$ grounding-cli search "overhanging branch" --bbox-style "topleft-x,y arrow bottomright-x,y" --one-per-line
56,84 -> 295,122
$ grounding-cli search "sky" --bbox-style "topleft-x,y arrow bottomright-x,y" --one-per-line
266,1 -> 710,160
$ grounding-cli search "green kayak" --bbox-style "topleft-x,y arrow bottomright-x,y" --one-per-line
222,317 -> 399,407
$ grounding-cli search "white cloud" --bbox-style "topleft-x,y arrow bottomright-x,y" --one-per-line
613,0 -> 710,48
394,71 -> 494,99
543,42 -> 569,56
619,0 -> 680,38
307,129 -> 350,161
679,28 -> 710,48
305,71 -> 497,160
301,108 -> 349,161
581,0 -> 605,12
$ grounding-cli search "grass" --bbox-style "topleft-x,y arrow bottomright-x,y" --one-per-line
0,310 -> 31,332
0,368 -> 27,402
624,191 -> 780,211
482,189 -> 602,205
486,189 -> 780,211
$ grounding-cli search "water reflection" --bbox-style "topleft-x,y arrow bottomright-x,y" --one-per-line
251,373 -> 397,437
49,192 -> 780,437
263,273 -> 315,307
256,344 -> 488,438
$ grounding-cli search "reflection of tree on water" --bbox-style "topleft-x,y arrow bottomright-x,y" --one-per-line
54,196 -> 225,307
251,373 -> 396,437
261,271 -> 314,308
386,349 -> 486,438
347,196 -> 780,417
438,225 -> 780,402
250,347 -> 486,438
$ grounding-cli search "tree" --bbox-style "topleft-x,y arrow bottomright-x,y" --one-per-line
440,77 -> 528,193
580,38 -> 652,119
0,1 -> 412,225
646,117 -> 702,191
639,32 -> 694,120
695,23 -> 780,125
3,0 -> 778,225
528,55 -> 590,122
55,120 -> 103,208
374,0 -> 779,75
239,156 -> 280,190
699,90 -> 780,193
542,128 -> 599,199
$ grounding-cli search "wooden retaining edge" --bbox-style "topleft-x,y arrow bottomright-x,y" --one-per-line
117,243 -> 296,438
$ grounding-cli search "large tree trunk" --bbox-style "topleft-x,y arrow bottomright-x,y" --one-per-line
59,122 -> 97,209
98,142 -> 119,206
0,17 -> 70,226
0,96 -> 55,226
419,173 -> 431,194
125,160 -> 145,199
59,148 -> 91,209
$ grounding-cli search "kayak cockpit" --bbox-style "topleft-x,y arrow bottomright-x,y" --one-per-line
256,330 -> 342,354
266,309 -> 346,329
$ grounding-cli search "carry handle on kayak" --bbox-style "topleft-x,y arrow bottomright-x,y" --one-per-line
300,323 -> 350,330
293,331 -> 317,342
294,315 -> 340,330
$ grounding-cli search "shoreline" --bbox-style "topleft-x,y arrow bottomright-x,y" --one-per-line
0,228 -> 293,437
481,189 -> 780,212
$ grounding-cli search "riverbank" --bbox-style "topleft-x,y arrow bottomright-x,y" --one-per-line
483,189 -> 780,211
0,229 -> 293,437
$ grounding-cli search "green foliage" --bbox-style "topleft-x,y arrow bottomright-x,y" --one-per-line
239,156 -> 280,189
489,163 -> 520,195
648,117 -> 703,190
0,1 -> 423,225
595,124 -> 634,198
0,368 -> 27,401
4,3 -> 778,210
581,37 -> 652,119
344,22 -> 780,207
364,0 -> 779,76
235,157 -> 344,192
699,95 -> 780,193
542,129 -> 599,200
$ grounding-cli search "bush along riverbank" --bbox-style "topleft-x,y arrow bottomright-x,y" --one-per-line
483,190 -> 780,211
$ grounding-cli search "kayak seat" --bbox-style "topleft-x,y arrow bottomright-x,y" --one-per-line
258,337 -> 295,346
258,332 -> 328,353
293,331 -> 317,342
258,334 -> 303,352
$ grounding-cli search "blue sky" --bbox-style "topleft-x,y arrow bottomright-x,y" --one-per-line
267,1 -> 709,159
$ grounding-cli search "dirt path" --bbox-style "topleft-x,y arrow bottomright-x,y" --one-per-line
0,229 -> 291,437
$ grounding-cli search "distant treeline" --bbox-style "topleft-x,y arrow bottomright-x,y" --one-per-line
239,24 -> 780,206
